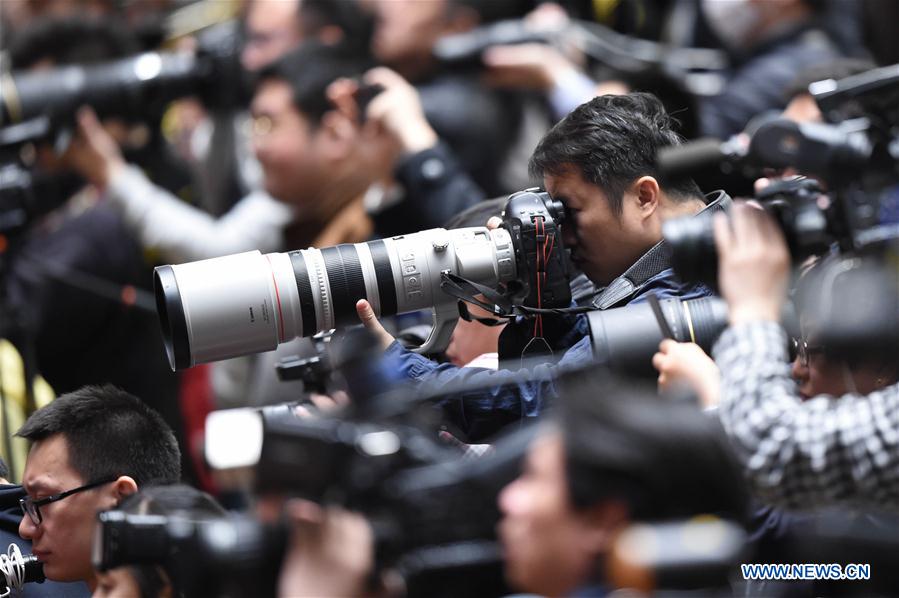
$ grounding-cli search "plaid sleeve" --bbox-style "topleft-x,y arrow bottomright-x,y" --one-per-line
712,321 -> 899,509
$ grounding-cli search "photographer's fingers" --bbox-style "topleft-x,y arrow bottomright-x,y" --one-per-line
486,216 -> 503,230
651,350 -> 667,374
356,299 -> 396,351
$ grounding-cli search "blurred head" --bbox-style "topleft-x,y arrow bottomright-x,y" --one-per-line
251,43 -> 368,209
530,93 -> 705,286
371,0 -> 479,80
8,15 -> 137,70
701,0 -> 821,51
16,385 -> 180,586
791,262 -> 899,398
240,0 -> 303,72
498,372 -> 747,595
93,485 -> 226,598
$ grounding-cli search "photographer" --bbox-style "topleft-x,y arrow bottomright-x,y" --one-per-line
16,385 -> 181,589
712,204 -> 899,508
93,485 -> 226,598
358,93 -> 727,440
497,372 -> 747,596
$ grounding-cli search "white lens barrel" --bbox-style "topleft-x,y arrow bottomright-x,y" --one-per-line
155,251 -> 293,369
155,228 -> 518,370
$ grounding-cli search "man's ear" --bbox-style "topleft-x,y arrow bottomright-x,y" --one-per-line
632,176 -> 661,218
112,476 -> 138,500
578,499 -> 630,556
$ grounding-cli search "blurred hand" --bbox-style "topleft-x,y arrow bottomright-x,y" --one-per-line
356,299 -> 397,351
362,67 -> 437,154
481,43 -> 574,91
278,500 -> 374,598
652,340 -> 720,408
62,107 -> 126,188
294,391 -> 351,418
714,203 -> 790,324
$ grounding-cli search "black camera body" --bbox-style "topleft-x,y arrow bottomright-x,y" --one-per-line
501,188 -> 572,310
664,177 -> 829,285
251,406 -> 528,596
93,510 -> 285,598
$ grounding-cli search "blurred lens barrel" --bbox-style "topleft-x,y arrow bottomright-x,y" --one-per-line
587,297 -> 728,377
155,227 -> 516,370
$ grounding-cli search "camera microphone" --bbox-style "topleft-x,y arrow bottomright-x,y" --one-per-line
0,545 -> 45,595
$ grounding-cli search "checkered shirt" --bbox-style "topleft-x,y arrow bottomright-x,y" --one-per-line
712,320 -> 899,509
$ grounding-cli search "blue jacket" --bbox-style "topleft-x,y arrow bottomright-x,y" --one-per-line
385,271 -> 712,441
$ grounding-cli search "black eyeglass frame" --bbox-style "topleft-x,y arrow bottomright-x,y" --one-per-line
20,477 -> 117,525
790,337 -> 826,367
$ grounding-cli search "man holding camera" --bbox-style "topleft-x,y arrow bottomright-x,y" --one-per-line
497,373 -> 747,596
359,92 -> 729,439
16,385 -> 181,589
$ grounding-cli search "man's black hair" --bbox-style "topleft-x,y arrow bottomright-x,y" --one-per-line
256,41 -> 367,128
17,385 -> 181,486
8,16 -> 138,70
0,457 -> 9,481
299,0 -> 374,56
529,92 -> 704,216
555,368 -> 748,522
449,0 -> 531,24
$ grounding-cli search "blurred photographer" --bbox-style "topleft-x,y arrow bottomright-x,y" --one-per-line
93,485 -> 226,598
358,92 -> 727,440
498,372 -> 747,596
712,203 -> 899,508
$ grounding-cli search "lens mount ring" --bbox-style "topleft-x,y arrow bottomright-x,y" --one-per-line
308,249 -> 333,331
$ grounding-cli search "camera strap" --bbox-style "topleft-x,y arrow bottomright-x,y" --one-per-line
440,272 -> 515,317
440,272 -> 594,320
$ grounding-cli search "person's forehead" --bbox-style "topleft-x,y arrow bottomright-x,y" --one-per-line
247,0 -> 300,29
23,435 -> 81,492
545,168 -> 600,202
252,80 -> 293,109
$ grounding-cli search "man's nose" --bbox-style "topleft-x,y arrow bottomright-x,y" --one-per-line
19,513 -> 37,541
791,356 -> 808,383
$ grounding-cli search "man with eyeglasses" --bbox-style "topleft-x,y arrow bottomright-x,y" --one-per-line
15,385 -> 180,589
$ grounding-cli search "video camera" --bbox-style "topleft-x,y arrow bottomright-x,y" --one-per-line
154,188 -> 570,369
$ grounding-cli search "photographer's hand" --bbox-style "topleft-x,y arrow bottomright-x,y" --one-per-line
356,299 -> 397,351
714,203 -> 790,325
63,107 -> 126,188
652,340 -> 720,408
363,67 -> 438,155
278,500 -> 374,598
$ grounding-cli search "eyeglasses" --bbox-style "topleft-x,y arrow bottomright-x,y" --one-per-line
20,478 -> 116,526
790,337 -> 826,367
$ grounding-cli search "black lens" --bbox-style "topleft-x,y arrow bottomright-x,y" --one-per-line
662,213 -> 719,285
321,245 -> 367,328
587,297 -> 728,377
153,266 -> 191,371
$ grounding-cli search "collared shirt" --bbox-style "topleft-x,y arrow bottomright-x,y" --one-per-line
712,320 -> 899,509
